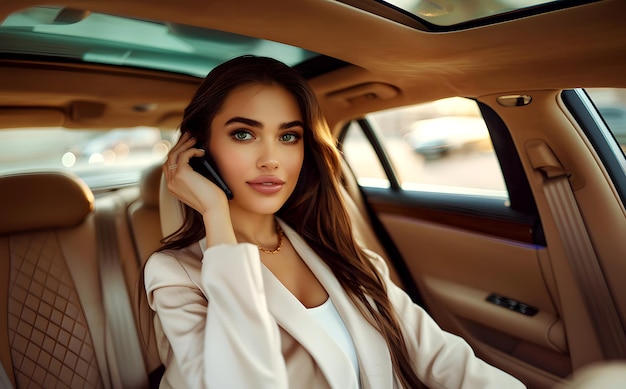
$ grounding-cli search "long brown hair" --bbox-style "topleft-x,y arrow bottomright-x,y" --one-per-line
153,55 -> 422,388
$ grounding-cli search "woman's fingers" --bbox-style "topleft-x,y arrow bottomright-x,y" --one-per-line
162,133 -> 225,213
164,132 -> 198,176
167,132 -> 194,163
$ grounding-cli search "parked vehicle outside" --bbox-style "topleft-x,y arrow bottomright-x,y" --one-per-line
403,115 -> 490,159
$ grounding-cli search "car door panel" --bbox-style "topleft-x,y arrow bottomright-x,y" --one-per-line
368,202 -> 569,382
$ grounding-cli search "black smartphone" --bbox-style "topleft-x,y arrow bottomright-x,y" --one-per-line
189,143 -> 234,200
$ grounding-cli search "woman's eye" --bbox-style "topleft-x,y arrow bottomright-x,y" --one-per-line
280,133 -> 300,143
232,130 -> 253,141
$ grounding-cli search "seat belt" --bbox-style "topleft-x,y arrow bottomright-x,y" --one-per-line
527,140 -> 626,359
96,197 -> 149,389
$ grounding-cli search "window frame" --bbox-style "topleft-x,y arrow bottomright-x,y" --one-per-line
338,100 -> 545,246
562,88 -> 626,207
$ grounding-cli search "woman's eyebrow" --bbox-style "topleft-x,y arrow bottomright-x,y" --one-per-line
225,116 -> 304,130
225,116 -> 262,127
281,120 -> 304,129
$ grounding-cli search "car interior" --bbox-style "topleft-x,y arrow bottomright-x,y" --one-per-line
1,0 -> 625,388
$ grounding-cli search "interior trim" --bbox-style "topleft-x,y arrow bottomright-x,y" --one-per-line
365,188 -> 540,244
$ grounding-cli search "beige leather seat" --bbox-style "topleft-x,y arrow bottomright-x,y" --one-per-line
0,172 -> 113,388
126,164 -> 168,381
128,164 -> 164,266
0,172 -> 149,388
555,361 -> 626,389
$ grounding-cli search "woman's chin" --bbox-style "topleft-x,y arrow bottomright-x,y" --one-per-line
230,197 -> 287,216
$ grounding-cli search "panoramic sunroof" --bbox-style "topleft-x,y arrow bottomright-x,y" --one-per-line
349,0 -> 600,30
385,0 -> 562,26
0,6 -> 319,77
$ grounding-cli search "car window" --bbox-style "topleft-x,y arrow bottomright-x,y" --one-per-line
585,88 -> 626,154
341,121 -> 390,188
341,97 -> 508,198
0,127 -> 174,190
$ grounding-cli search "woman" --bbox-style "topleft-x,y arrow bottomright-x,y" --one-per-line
144,55 -> 525,388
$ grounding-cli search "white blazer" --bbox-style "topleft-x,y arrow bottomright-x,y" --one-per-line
144,220 -> 525,389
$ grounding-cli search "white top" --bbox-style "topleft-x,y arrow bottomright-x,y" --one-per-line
308,298 -> 360,384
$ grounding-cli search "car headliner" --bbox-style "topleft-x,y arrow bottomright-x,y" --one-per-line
0,0 -> 624,131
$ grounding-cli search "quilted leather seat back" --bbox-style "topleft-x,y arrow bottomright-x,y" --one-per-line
0,172 -> 109,388
7,232 -> 103,388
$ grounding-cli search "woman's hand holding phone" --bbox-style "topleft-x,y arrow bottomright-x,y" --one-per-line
164,132 -> 237,246
164,132 -> 230,214
188,142 -> 233,200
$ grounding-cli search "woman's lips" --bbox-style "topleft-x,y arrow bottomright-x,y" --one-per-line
247,176 -> 285,194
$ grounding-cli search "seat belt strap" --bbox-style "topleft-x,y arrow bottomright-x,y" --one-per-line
96,198 -> 149,388
528,140 -> 626,359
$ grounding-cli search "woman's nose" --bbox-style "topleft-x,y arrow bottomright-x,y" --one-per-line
257,140 -> 280,169
257,136 -> 284,170
257,158 -> 279,170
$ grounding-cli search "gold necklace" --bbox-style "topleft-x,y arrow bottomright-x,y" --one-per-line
258,223 -> 284,255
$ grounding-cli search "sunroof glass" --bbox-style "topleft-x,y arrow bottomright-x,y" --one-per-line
381,0 -> 580,27
0,6 -> 319,77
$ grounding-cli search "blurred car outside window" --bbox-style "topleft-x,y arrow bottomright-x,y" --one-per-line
586,88 -> 626,155
342,97 -> 508,198
0,126 -> 175,190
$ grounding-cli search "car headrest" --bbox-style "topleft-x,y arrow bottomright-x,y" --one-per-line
139,164 -> 163,208
159,172 -> 185,238
0,172 -> 94,234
